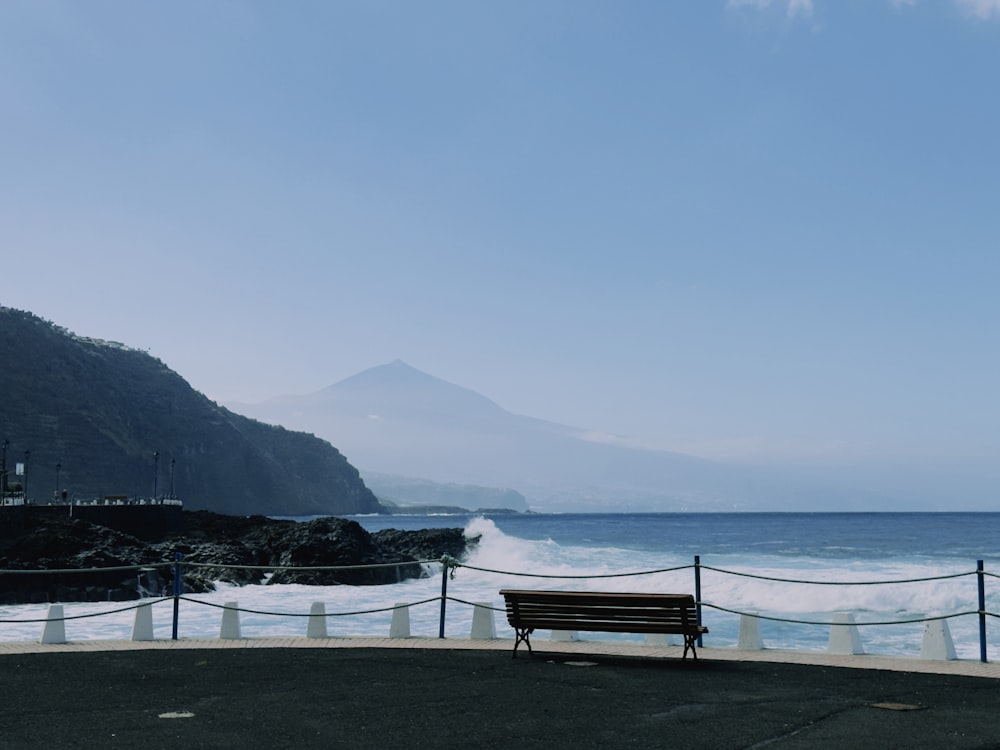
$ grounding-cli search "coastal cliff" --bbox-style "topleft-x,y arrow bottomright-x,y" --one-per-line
0,306 -> 382,516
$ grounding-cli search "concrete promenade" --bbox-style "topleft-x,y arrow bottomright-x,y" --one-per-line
2,634 -> 1000,679
2,637 -> 1000,748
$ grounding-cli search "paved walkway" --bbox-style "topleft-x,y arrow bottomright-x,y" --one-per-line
3,637 -> 1000,748
1,634 -> 998,679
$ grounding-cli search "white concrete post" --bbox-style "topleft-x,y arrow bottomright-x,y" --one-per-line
131,603 -> 154,641
827,611 -> 864,655
470,602 -> 496,640
40,604 -> 66,644
220,601 -> 241,640
389,603 -> 411,638
737,612 -> 764,650
921,619 -> 957,661
306,601 -> 327,639
550,630 -> 579,642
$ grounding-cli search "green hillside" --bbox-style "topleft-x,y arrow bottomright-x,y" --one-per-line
0,306 -> 382,516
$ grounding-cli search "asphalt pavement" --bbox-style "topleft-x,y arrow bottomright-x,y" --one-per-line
2,644 -> 999,749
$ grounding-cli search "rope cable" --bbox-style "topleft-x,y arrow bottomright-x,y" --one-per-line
698,601 -> 983,627
450,561 -> 695,579
699,565 -> 975,586
0,562 -> 174,576
444,596 -> 506,613
180,559 -> 440,572
175,595 -> 441,618
0,597 -> 172,624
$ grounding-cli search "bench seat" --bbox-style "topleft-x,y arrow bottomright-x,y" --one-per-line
499,589 -> 708,660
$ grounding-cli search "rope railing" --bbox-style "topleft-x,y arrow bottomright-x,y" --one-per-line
697,565 -> 976,586
0,560 -> 438,576
0,598 -> 172,624
176,595 -> 442,619
1,554 -> 996,662
180,559 -> 441,572
449,560 -> 694,579
448,559 -> 978,588
698,601 -> 986,628
690,556 -> 994,662
8,594 -> 994,632
0,562 -> 174,576
444,595 -> 506,613
2,556 -> 971,588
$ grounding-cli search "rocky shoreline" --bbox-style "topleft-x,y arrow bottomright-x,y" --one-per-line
0,510 -> 474,605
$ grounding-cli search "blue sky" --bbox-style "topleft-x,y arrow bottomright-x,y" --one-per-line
2,0 -> 998,478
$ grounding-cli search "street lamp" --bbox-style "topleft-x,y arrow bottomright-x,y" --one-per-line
152,451 -> 160,501
169,458 -> 176,500
55,462 -> 61,502
1,438 -> 7,498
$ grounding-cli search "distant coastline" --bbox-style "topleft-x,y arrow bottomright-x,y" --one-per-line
380,503 -> 524,515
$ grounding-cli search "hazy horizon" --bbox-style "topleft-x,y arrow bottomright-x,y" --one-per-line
3,1 -> 999,504
226,358 -> 1000,512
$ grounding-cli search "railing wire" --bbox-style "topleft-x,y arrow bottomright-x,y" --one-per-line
0,555 -> 995,661
450,561 -> 694,578
0,598 -> 172,624
175,595 -> 441,619
698,601 -> 985,627
699,565 -> 975,586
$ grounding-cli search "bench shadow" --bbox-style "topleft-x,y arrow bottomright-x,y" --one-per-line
518,650 -> 736,673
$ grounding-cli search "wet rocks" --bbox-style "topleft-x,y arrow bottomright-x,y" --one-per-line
0,511 -> 473,604
371,527 -> 475,561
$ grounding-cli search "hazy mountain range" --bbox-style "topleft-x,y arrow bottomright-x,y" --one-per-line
7,299 -> 988,514
228,360 -> 884,512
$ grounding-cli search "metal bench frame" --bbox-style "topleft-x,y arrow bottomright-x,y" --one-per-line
500,589 -> 708,660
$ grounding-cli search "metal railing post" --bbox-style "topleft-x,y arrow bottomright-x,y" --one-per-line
439,556 -> 449,639
438,555 -> 451,638
978,559 -> 987,663
694,555 -> 703,647
172,552 -> 183,641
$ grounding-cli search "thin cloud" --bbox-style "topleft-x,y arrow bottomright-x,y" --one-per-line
955,0 -> 1000,18
788,0 -> 814,16
727,0 -> 814,16
730,0 -> 1000,20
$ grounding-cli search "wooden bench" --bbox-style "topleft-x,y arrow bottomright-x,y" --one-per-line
499,589 -> 708,660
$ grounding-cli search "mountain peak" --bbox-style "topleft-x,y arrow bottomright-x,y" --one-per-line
332,360 -> 447,391
323,361 -> 507,421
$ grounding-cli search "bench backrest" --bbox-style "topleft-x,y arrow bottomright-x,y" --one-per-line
499,589 -> 702,634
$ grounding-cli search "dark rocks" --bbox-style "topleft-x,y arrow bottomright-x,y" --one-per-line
0,514 -> 167,603
0,510 -> 474,604
371,527 -> 475,561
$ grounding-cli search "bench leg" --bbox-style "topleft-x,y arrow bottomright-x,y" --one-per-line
513,627 -> 534,658
682,634 -> 698,661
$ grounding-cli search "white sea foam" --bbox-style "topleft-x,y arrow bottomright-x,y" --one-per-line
1,515 -> 997,660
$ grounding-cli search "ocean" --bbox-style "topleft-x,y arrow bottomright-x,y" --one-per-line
1,512 -> 998,660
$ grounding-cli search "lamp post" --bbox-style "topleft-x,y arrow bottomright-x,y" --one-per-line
55,462 -> 61,502
169,458 -> 176,500
23,449 -> 29,504
152,451 -> 160,502
1,438 -> 7,498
